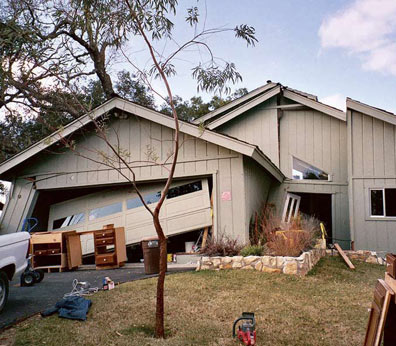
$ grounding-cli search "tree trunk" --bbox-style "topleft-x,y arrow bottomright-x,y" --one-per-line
153,215 -> 167,338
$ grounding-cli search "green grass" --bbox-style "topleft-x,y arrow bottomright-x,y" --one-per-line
13,257 -> 384,346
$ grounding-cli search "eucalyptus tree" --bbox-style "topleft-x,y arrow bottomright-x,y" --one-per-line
1,0 -> 257,338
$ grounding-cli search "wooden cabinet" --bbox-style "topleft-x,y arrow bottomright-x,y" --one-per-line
94,225 -> 126,270
31,231 -> 82,272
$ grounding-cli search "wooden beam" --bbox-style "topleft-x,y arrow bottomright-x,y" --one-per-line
201,227 -> 209,249
334,243 -> 355,269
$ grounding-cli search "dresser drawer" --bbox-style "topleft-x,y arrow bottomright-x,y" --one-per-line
95,237 -> 114,246
34,249 -> 48,256
96,253 -> 116,265
95,229 -> 115,239
386,253 -> 396,278
34,248 -> 61,256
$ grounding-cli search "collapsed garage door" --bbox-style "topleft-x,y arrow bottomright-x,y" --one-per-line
48,178 -> 212,255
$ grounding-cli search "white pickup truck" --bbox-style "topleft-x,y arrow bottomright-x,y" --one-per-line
0,232 -> 30,312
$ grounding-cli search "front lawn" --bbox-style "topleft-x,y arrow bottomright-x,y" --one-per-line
13,257 -> 384,346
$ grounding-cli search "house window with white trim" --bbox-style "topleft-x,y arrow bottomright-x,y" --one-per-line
292,157 -> 329,180
370,188 -> 396,217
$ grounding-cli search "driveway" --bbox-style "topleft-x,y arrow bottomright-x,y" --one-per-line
0,263 -> 195,329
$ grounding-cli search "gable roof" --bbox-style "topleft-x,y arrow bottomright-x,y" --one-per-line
192,82 -> 279,125
196,82 -> 346,129
0,97 -> 284,182
347,98 -> 396,126
206,85 -> 281,130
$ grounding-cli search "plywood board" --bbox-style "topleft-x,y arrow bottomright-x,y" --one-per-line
66,233 -> 82,269
334,243 -> 355,269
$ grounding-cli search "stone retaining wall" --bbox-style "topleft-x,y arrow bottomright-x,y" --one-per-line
326,249 -> 386,265
196,241 -> 326,276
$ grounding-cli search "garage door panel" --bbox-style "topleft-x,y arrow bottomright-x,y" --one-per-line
165,208 -> 211,235
125,223 -> 157,244
125,209 -> 152,226
89,214 -> 123,229
80,233 -> 94,255
165,193 -> 210,216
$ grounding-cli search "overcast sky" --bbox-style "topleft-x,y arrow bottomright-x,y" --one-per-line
117,0 -> 396,113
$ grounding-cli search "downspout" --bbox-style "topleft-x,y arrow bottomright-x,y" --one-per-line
347,109 -> 355,249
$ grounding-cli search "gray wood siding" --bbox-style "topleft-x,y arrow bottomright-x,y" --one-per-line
0,179 -> 37,234
279,109 -> 348,183
243,157 -> 275,242
349,110 -> 396,253
217,98 -> 279,166
1,116 -> 248,239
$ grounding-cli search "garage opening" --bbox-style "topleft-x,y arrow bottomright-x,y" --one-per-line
30,177 -> 213,259
294,193 -> 332,243
125,229 -> 203,263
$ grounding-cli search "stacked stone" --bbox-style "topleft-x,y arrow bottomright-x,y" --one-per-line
196,247 -> 326,276
326,249 -> 386,265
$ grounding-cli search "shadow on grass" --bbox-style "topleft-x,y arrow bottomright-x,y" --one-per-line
122,324 -> 172,338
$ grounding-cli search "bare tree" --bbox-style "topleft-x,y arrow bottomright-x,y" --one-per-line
1,0 -> 257,338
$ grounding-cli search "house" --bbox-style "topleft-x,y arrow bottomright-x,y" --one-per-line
0,82 -> 395,255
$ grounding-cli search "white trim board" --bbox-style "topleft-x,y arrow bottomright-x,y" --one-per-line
347,98 -> 396,127
192,82 -> 278,125
207,86 -> 282,130
201,85 -> 346,130
283,89 -> 346,122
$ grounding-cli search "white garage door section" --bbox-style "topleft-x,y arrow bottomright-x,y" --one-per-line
48,179 -> 212,255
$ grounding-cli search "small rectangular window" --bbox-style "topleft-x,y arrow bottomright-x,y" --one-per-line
292,157 -> 329,180
127,191 -> 161,210
53,212 -> 85,229
167,181 -> 202,199
385,189 -> 396,217
371,190 -> 384,216
89,202 -> 122,221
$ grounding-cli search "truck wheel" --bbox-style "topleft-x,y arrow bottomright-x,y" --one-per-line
21,272 -> 35,287
0,271 -> 9,313
34,270 -> 45,283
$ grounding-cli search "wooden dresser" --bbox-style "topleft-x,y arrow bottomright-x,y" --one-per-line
94,225 -> 126,270
31,230 -> 82,272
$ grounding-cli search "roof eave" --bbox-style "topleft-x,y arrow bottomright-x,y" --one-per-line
283,89 -> 346,121
347,98 -> 396,126
207,86 -> 282,130
192,82 -> 278,125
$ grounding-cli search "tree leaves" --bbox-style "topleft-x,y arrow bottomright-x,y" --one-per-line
186,6 -> 199,27
192,62 -> 242,95
234,24 -> 258,46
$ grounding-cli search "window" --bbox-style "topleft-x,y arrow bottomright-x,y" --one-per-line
167,181 -> 202,199
292,157 -> 329,180
53,212 -> 85,229
89,202 -> 122,221
127,191 -> 161,210
282,193 -> 301,223
370,188 -> 396,217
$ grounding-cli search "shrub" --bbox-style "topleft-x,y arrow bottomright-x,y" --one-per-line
266,230 -> 314,257
240,245 -> 264,257
200,232 -> 243,256
249,203 -> 281,245
249,203 -> 321,257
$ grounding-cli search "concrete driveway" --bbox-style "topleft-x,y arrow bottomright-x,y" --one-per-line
0,263 -> 195,329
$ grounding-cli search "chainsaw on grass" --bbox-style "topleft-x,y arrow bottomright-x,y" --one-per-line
232,312 -> 256,345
